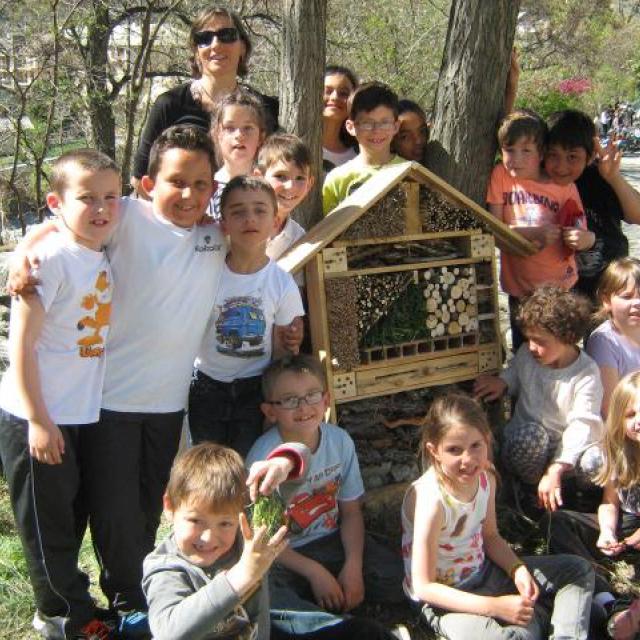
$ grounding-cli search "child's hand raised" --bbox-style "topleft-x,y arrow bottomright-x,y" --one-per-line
309,565 -> 345,611
595,137 -> 622,183
493,594 -> 536,627
226,512 -> 287,597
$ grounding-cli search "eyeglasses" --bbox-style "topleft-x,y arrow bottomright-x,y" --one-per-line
194,28 -> 239,48
354,119 -> 396,132
266,390 -> 324,410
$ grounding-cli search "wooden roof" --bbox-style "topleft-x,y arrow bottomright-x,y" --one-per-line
278,160 -> 536,274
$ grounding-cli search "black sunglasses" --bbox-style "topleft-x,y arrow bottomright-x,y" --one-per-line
194,28 -> 239,47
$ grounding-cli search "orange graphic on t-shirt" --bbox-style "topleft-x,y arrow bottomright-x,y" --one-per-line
77,270 -> 112,357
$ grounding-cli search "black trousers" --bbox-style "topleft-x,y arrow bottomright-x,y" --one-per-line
188,370 -> 264,458
0,410 -> 95,628
83,408 -> 183,611
542,508 -> 640,594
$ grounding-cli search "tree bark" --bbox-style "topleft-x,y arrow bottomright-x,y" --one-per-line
279,0 -> 327,229
425,0 -> 520,205
85,0 -> 116,159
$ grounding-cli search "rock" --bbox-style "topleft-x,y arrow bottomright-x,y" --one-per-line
363,482 -> 409,540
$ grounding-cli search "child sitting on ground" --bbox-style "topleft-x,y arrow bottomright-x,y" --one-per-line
486,110 -> 594,350
402,393 -> 594,640
188,176 -> 304,457
0,149 -> 120,639
474,286 -> 603,513
143,441 -> 307,640
210,88 -> 267,220
246,355 -> 407,638
323,82 -> 404,215
254,132 -> 314,260
543,372 -> 640,640
586,258 -> 640,418
544,109 -> 640,300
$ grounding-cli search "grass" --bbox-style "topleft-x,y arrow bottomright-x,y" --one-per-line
0,472 -> 637,640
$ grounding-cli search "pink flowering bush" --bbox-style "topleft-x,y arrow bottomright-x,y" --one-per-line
557,77 -> 591,96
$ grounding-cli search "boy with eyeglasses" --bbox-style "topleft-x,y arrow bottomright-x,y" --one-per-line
246,355 -> 406,637
322,82 -> 405,215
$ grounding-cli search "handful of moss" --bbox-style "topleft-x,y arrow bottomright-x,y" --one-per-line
250,493 -> 288,538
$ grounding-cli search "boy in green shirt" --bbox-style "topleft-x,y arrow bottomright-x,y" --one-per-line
322,82 -> 405,215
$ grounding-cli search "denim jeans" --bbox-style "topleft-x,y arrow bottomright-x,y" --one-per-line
422,554 -> 594,640
270,531 -> 404,634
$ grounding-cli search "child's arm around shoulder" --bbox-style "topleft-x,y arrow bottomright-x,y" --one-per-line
412,474 -> 536,626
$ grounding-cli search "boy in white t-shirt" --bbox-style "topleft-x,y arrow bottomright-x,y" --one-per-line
0,150 -> 120,639
8,126 -> 227,636
189,176 -> 304,457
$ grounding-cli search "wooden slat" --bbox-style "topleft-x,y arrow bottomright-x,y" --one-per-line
326,257 -> 480,279
331,229 -> 479,248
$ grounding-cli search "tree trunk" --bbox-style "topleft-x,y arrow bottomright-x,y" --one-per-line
425,0 -> 520,205
279,0 -> 327,229
86,1 -> 116,159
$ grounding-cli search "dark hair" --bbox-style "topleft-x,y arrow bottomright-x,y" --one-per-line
50,149 -> 119,195
398,99 -> 427,121
189,6 -> 252,78
262,354 -> 326,399
256,133 -> 312,173
166,442 -> 246,512
325,65 -> 359,91
497,109 -> 547,153
517,286 -> 592,345
220,175 -> 277,219
547,109 -> 596,158
348,81 -> 399,121
147,125 -> 217,179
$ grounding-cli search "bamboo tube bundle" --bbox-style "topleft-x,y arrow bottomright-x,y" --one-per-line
355,272 -> 414,340
419,186 -> 488,232
422,266 -> 478,337
326,278 -> 360,371
340,187 -> 407,240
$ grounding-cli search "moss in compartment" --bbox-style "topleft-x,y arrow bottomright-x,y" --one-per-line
340,187 -> 406,240
360,283 -> 429,348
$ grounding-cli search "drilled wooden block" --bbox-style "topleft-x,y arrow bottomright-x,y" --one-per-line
470,234 -> 494,258
478,347 -> 499,372
322,247 -> 348,273
333,372 -> 357,399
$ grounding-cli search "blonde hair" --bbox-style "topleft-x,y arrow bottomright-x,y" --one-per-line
594,257 -> 640,325
596,371 -> 640,489
420,393 -> 493,481
166,442 -> 247,512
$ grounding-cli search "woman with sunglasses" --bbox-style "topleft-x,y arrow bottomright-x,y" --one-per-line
131,6 -> 278,195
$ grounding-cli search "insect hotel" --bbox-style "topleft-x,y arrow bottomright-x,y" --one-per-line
279,162 -> 534,489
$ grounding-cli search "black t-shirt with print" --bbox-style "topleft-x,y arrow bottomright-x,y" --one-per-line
574,163 -> 627,298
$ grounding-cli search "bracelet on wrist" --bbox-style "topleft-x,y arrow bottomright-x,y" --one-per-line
509,560 -> 525,580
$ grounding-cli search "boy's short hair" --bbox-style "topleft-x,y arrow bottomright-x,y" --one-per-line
497,109 -> 547,153
547,109 -> 596,158
255,133 -> 312,174
220,175 -> 277,219
262,354 -> 327,399
147,124 -> 216,180
348,81 -> 399,121
517,286 -> 591,345
166,442 -> 246,512
50,149 -> 119,195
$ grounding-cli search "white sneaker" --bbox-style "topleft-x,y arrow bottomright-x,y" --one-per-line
33,610 -> 68,640
390,624 -> 412,640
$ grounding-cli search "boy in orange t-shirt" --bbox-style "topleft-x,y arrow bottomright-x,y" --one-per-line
487,110 -> 594,349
